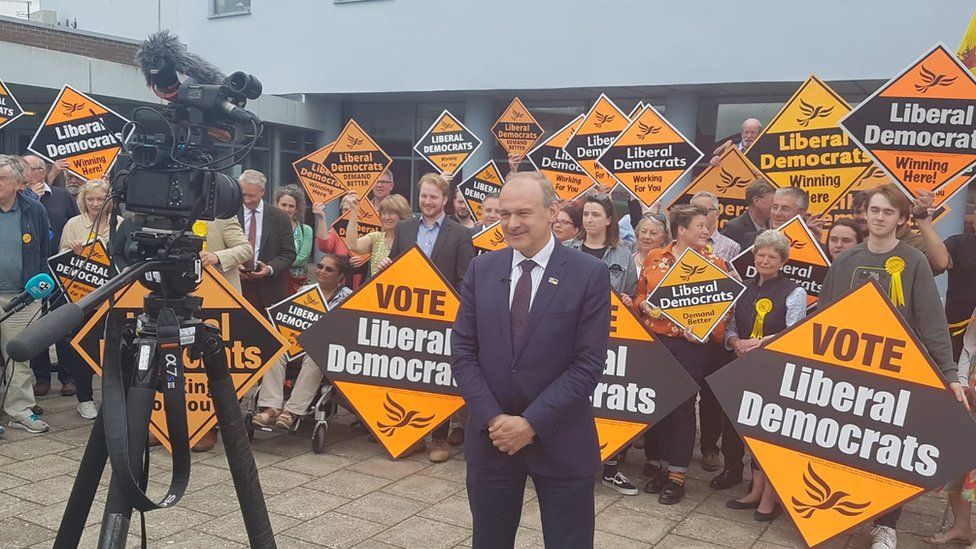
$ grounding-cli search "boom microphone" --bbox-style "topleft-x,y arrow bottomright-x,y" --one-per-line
134,30 -> 226,98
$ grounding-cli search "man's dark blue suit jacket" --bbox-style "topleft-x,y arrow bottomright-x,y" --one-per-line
451,241 -> 610,479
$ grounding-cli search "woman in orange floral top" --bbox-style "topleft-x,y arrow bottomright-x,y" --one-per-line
632,204 -> 732,505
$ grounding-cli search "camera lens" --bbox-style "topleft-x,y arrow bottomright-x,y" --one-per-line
226,72 -> 262,100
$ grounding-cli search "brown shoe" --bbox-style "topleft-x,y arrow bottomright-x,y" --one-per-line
275,411 -> 297,431
251,408 -> 280,429
60,382 -> 77,397
701,451 -> 721,472
33,382 -> 50,397
192,429 -> 218,452
428,439 -> 451,463
447,427 -> 465,446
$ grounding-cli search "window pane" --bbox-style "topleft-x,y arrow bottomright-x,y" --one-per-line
214,0 -> 251,15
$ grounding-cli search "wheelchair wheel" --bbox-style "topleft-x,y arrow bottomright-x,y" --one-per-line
245,411 -> 255,442
312,422 -> 328,454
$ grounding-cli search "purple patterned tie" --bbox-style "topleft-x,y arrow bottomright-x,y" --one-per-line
510,259 -> 537,346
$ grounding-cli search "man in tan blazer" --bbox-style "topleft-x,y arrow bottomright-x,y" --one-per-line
200,217 -> 253,292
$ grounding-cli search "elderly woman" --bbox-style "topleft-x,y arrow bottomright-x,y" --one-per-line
634,212 -> 670,276
634,204 -> 733,505
60,179 -> 122,420
273,185 -> 314,295
313,194 -> 369,289
724,229 -> 807,522
553,204 -> 582,243
343,193 -> 412,276
253,253 -> 354,431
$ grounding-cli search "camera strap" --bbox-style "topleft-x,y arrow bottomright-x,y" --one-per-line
102,307 -> 192,512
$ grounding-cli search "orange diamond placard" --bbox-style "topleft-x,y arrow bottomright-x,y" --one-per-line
598,104 -> 703,207
491,97 -> 544,157
841,43 -> 976,200
324,119 -> 393,198
293,140 -> 346,206
0,78 -> 24,130
564,94 -> 629,192
299,246 -> 465,458
746,76 -> 873,216
708,280 -> 976,547
472,221 -> 508,254
456,161 -> 504,223
72,267 -> 290,451
266,284 -> 329,361
47,240 -> 118,303
414,110 -> 482,174
29,85 -> 129,180
666,146 -> 761,231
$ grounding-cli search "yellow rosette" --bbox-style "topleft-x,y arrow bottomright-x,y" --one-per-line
885,256 -> 905,307
750,298 -> 773,339
192,220 -> 209,251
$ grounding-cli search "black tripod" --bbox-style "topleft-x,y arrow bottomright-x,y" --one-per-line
8,233 -> 276,549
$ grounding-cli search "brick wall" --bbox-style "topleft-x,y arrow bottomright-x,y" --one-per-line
0,17 -> 138,66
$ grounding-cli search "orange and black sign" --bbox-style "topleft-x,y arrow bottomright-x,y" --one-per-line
645,247 -> 745,343
628,101 -> 646,120
456,161 -> 504,223
324,119 -> 392,198
746,76 -> 872,216
72,267 -> 289,451
330,198 -> 380,266
293,140 -> 346,206
841,43 -> 976,200
731,215 -> 830,308
0,78 -> 24,130
299,246 -> 465,458
414,110 -> 482,174
707,280 -> 976,547
666,146 -> 760,231
598,105 -> 703,207
472,221 -> 507,254
266,284 -> 329,361
565,94 -> 630,192
527,115 -> 593,201
594,291 -> 698,462
47,240 -> 118,303
28,85 -> 128,180
491,97 -> 544,157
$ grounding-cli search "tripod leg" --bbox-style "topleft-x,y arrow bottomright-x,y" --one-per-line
53,411 -> 109,549
202,333 -> 277,549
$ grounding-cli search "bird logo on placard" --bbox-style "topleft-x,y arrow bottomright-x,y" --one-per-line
915,65 -> 957,93
594,111 -> 615,128
788,236 -> 807,250
437,119 -> 453,132
678,263 -> 707,282
636,122 -> 660,140
346,135 -> 364,148
512,110 -> 525,120
60,100 -> 85,118
716,168 -> 749,194
791,463 -> 870,519
796,100 -> 834,127
298,292 -> 319,308
860,165 -> 888,183
489,227 -> 505,247
375,393 -> 435,437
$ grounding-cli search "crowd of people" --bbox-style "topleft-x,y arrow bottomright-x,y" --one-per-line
0,113 -> 973,549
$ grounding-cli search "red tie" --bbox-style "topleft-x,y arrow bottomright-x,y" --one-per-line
244,208 -> 257,270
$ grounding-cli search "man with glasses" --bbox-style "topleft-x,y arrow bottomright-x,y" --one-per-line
369,169 -> 396,210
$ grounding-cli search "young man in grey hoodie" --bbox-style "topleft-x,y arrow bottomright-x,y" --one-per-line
819,183 -> 967,549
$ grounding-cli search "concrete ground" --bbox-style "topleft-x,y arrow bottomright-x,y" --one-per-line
0,382 -> 959,549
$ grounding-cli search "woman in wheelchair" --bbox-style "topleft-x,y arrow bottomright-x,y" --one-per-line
252,254 -> 353,430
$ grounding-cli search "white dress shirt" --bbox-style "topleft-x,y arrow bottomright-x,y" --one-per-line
508,234 -> 556,310
244,201 -> 265,263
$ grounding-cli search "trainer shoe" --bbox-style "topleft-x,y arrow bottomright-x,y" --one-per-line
77,401 -> 98,420
9,414 -> 49,434
602,472 -> 638,496
870,526 -> 897,549
251,408 -> 280,429
0,424 -> 5,437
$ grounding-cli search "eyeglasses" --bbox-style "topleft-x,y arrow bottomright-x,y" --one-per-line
316,264 -> 337,272
553,219 -> 576,226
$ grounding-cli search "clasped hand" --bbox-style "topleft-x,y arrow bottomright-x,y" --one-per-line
488,414 -> 535,455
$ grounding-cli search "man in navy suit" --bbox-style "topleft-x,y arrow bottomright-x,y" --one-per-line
451,171 -> 610,549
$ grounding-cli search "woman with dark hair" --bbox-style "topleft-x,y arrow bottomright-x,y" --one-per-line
563,193 -> 638,495
634,204 -> 733,505
274,184 -> 314,295
553,204 -> 582,243
826,217 -> 864,260
724,229 -> 807,522
252,253 -> 353,430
